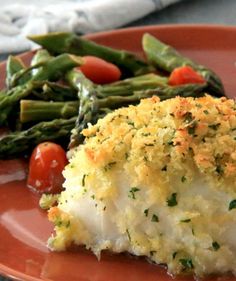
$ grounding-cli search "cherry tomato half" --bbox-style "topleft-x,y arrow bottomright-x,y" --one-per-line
79,55 -> 121,84
168,66 -> 205,86
27,142 -> 68,194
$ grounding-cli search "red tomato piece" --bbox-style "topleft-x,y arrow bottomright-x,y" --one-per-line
79,55 -> 121,84
27,142 -> 68,194
168,66 -> 205,86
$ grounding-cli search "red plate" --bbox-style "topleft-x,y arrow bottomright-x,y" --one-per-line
0,25 -> 236,281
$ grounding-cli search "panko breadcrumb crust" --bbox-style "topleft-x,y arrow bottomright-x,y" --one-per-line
48,95 -> 236,277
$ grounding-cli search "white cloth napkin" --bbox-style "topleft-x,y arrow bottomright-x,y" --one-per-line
0,0 -> 181,53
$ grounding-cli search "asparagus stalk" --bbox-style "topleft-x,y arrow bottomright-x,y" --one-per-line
134,83 -> 207,100
142,33 -> 224,97
11,53 -> 83,86
31,49 -> 52,76
97,83 -> 207,108
66,70 -> 207,148
28,32 -> 154,76
99,73 -> 168,97
31,81 -> 77,101
0,83 -> 34,125
67,71 -> 168,97
20,100 -> 79,123
0,54 -> 83,125
31,53 -> 83,81
0,117 -> 76,158
6,56 -> 30,88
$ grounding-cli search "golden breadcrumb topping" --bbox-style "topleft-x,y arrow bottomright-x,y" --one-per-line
81,95 -> 236,195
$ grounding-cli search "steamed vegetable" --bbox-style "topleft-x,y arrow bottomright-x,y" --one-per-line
28,32 -> 154,76
0,117 -> 76,158
142,33 -> 224,96
0,32 -> 224,158
27,142 -> 67,194
67,70 -> 207,148
78,55 -> 121,84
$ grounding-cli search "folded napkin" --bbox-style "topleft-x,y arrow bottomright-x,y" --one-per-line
0,0 -> 181,53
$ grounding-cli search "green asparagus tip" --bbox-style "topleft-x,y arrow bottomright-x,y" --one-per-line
27,32 -> 73,54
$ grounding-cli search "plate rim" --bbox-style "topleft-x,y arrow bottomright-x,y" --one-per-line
85,23 -> 236,39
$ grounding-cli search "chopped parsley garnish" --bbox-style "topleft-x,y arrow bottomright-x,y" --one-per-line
144,155 -> 148,162
91,195 -> 95,200
128,187 -> 140,199
187,121 -> 198,136
172,252 -> 177,259
126,229 -> 131,241
142,133 -> 151,137
181,176 -> 186,183
208,123 -> 220,130
167,193 -> 178,207
161,165 -> 167,171
184,112 -> 193,123
180,219 -> 191,223
144,143 -> 154,147
82,174 -> 87,186
104,161 -> 116,171
203,110 -> 209,115
167,140 -> 174,146
55,219 -> 70,228
100,137 -> 110,143
144,208 -> 149,217
212,241 -> 220,251
215,165 -> 224,175
150,250 -> 156,256
179,258 -> 194,270
229,199 -> 236,211
151,214 -> 159,222
188,126 -> 196,135
128,121 -> 135,127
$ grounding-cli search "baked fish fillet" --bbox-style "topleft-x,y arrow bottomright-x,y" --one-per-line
48,95 -> 236,277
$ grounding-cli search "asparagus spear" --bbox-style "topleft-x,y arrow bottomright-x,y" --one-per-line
28,32 -> 154,77
134,83 -> 207,100
0,117 -> 76,158
6,56 -> 30,88
67,71 -> 168,97
20,100 -> 79,123
21,74 -> 199,124
0,83 -> 34,125
11,53 -> 83,87
0,54 -> 83,126
31,53 -> 83,81
31,49 -> 52,76
66,70 -> 207,148
10,49 -> 52,87
97,83 -> 207,108
31,81 -> 77,101
142,33 -> 224,97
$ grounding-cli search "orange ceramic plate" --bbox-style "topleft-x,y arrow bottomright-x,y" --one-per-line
0,25 -> 236,281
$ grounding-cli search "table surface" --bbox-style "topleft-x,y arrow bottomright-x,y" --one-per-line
1,0 -> 236,280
